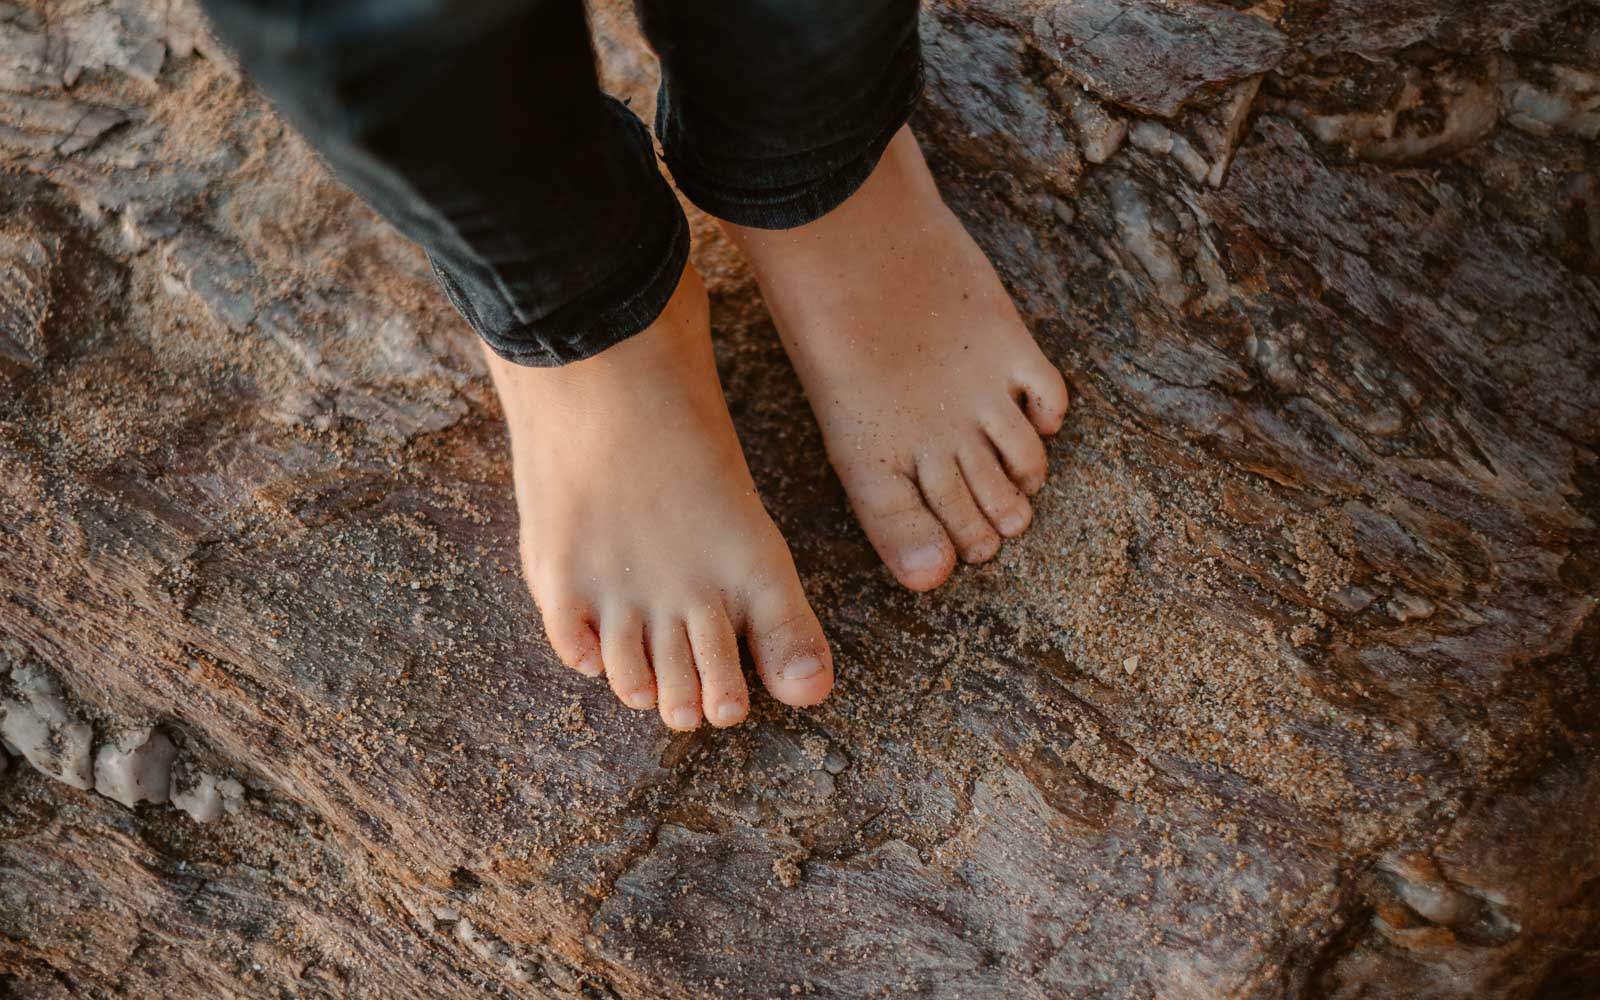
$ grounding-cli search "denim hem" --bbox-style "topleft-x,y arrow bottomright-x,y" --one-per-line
437,197 -> 690,368
430,102 -> 693,369
659,39 -> 924,231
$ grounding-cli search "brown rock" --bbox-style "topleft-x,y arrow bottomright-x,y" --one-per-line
1,1 -> 1596,998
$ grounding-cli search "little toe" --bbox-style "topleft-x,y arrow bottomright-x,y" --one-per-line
842,468 -> 957,591
958,441 -> 1033,538
746,578 -> 833,708
538,592 -> 602,676
917,456 -> 1001,564
984,406 -> 1051,495
687,600 -> 750,727
600,610 -> 656,711
1013,357 -> 1071,435
650,619 -> 702,731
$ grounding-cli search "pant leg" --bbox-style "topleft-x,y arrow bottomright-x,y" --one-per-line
634,0 -> 922,231
200,0 -> 689,366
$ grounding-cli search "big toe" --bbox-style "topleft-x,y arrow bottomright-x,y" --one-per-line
843,468 -> 957,591
747,579 -> 833,707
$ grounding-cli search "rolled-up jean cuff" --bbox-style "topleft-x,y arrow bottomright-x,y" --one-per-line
431,199 -> 689,367
658,40 -> 924,231
429,101 -> 692,369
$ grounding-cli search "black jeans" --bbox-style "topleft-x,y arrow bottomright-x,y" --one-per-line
200,0 -> 923,366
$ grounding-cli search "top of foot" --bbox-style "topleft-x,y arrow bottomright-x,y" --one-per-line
725,126 -> 1071,591
485,267 -> 833,730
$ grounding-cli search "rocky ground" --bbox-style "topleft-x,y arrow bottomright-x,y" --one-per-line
1,0 -> 1597,997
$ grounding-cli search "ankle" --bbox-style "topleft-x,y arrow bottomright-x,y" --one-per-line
485,264 -> 709,408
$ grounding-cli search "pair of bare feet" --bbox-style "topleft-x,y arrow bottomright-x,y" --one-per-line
485,127 -> 1070,731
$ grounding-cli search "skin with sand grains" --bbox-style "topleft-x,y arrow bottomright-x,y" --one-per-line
481,126 -> 1069,729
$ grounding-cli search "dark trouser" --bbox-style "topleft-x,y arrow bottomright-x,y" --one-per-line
199,0 -> 922,366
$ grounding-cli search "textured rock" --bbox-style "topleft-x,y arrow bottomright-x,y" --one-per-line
1,1 -> 1597,998
92,727 -> 177,808
1034,0 -> 1288,117
169,770 -> 244,824
1,664 -> 95,791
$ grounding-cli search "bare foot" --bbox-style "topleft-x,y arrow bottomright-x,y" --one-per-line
723,126 -> 1071,591
485,265 -> 833,729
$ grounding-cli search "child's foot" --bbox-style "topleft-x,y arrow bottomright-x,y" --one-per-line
484,266 -> 833,729
723,127 -> 1071,591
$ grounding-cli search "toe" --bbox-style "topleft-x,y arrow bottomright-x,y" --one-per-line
537,591 -> 602,676
840,467 -> 957,591
917,455 -> 1001,564
984,406 -> 1051,495
600,609 -> 656,711
746,577 -> 833,708
650,619 -> 702,731
958,440 -> 1033,538
1013,357 -> 1071,435
687,599 -> 749,727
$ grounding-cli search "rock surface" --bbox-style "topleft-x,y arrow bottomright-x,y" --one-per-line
1,0 -> 1597,997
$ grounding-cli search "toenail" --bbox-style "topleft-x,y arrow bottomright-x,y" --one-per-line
999,511 -> 1028,534
712,701 -> 744,725
901,544 -> 945,573
575,655 -> 602,677
781,656 -> 825,682
626,690 -> 656,710
668,706 -> 699,729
